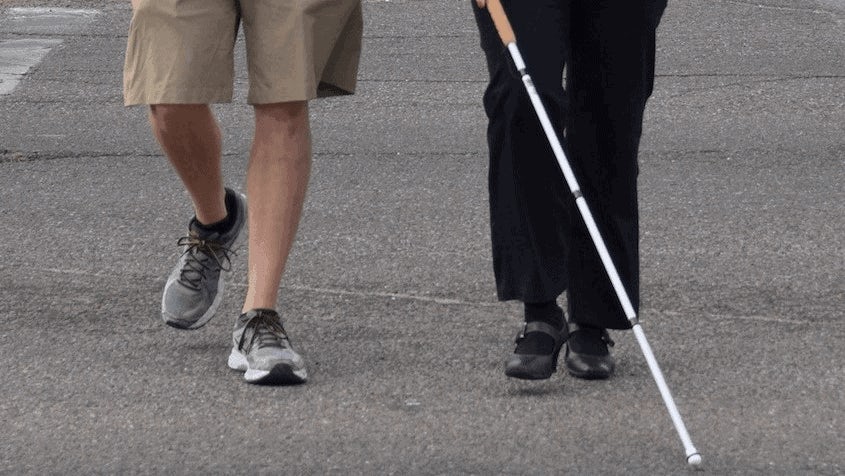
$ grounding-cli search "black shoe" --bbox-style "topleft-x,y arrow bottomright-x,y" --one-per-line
505,320 -> 569,380
564,323 -> 616,380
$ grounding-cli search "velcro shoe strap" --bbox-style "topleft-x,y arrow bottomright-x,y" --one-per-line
523,321 -> 567,345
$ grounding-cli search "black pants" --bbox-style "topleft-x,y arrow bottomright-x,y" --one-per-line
472,0 -> 666,329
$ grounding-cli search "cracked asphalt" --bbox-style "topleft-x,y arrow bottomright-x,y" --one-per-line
0,0 -> 843,474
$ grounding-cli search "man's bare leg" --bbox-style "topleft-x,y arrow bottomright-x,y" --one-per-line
241,101 -> 312,312
151,103 -> 249,330
149,104 -> 227,225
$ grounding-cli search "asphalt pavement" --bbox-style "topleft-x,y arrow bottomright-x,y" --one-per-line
0,0 -> 843,474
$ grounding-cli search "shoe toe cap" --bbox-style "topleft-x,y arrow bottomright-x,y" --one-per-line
565,350 -> 615,379
505,354 -> 555,380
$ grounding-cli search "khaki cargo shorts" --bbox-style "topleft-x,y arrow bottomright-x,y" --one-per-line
123,0 -> 362,105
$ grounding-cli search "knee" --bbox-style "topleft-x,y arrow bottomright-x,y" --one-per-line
484,76 -> 564,130
254,101 -> 309,136
148,104 -> 209,135
149,104 -> 192,123
149,104 -> 180,129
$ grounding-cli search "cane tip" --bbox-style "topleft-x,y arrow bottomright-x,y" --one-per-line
687,453 -> 702,468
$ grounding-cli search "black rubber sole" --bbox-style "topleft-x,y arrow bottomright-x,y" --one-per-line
245,364 -> 308,386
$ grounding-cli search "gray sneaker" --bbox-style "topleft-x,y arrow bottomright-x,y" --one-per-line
161,188 -> 247,330
227,309 -> 308,385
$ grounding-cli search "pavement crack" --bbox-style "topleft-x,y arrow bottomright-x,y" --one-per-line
359,78 -> 486,84
0,150 -> 154,163
661,74 -> 845,99
236,281 -> 501,308
711,0 -> 844,18
1,98 -> 122,105
0,31 -> 124,39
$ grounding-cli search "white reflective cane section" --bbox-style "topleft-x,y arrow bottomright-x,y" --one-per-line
633,324 -> 701,466
574,197 -> 638,320
507,42 -> 526,71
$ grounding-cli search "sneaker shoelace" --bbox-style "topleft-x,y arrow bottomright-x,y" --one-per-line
238,311 -> 289,353
176,232 -> 235,290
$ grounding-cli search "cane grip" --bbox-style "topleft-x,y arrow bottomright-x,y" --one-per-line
486,0 -> 516,45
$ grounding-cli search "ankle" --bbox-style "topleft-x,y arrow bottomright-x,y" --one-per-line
569,324 -> 614,356
524,300 -> 564,330
195,189 -> 238,233
242,295 -> 278,314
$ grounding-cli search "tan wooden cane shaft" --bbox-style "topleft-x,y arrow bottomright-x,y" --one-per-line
486,0 -> 516,45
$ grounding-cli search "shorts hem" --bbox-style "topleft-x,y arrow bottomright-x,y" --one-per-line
123,87 -> 234,106
246,80 -> 357,105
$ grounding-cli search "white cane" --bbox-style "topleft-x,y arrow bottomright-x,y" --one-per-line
483,0 -> 702,467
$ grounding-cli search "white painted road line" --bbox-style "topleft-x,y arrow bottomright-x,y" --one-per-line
0,39 -> 61,95
0,7 -> 100,96
7,7 -> 99,17
4,7 -> 100,35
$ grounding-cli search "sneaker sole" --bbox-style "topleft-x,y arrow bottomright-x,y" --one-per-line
227,349 -> 308,385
